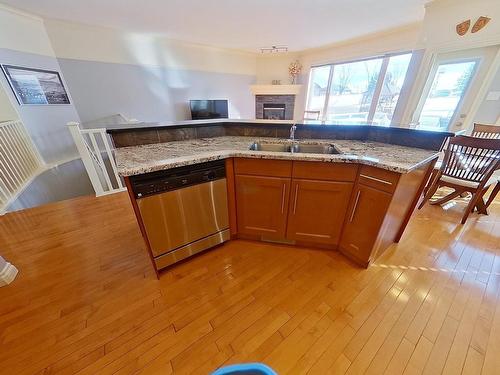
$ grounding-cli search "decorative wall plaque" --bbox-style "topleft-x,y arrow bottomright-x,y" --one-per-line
456,20 -> 471,36
471,16 -> 491,33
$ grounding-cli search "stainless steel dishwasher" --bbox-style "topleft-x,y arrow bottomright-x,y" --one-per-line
129,160 -> 229,269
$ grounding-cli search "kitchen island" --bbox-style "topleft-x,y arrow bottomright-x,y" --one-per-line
110,121 -> 446,275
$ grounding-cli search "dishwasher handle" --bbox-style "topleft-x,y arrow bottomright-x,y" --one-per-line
131,160 -> 226,198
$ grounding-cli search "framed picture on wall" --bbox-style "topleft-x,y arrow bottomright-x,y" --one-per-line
1,65 -> 70,105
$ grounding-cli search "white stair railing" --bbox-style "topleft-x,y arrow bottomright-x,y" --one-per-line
0,120 -> 44,213
68,122 -> 126,196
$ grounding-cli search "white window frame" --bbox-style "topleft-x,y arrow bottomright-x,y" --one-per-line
305,51 -> 413,124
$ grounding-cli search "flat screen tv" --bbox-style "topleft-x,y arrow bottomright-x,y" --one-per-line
190,100 -> 228,120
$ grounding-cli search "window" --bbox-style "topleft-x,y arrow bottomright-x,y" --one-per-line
305,65 -> 331,115
416,61 -> 477,130
305,53 -> 412,125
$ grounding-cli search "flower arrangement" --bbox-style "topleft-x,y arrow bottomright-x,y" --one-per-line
288,60 -> 302,84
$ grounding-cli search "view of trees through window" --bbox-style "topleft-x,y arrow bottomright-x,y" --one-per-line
305,53 -> 412,125
416,61 -> 477,130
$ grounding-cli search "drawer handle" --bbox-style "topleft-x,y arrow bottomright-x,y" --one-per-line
292,184 -> 299,214
349,190 -> 361,222
359,174 -> 393,185
281,184 -> 286,214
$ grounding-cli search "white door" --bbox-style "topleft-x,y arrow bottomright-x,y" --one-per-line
412,46 -> 498,132
414,59 -> 478,131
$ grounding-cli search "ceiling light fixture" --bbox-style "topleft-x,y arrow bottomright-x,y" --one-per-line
260,45 -> 288,53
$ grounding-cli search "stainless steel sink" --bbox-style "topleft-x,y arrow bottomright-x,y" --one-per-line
249,141 -> 341,155
291,144 -> 341,155
249,142 -> 290,152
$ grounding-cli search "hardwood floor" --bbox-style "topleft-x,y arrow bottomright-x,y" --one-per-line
0,191 -> 499,374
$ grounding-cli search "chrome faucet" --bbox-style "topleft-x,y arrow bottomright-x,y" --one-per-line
289,123 -> 297,141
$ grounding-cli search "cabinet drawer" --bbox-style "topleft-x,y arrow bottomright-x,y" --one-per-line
292,162 -> 357,182
358,166 -> 400,193
234,158 -> 292,177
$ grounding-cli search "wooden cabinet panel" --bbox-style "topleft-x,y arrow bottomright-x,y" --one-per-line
235,174 -> 291,238
286,179 -> 353,245
358,165 -> 399,193
339,184 -> 392,265
234,158 -> 292,177
292,162 -> 357,182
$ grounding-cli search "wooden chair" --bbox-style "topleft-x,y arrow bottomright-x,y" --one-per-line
472,123 -> 500,139
418,135 -> 500,224
423,123 -> 500,201
472,123 -> 500,209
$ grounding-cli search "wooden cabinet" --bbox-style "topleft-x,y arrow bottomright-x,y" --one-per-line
234,158 -> 356,245
339,184 -> 392,265
286,179 -> 352,245
235,174 -> 291,238
230,157 -> 433,267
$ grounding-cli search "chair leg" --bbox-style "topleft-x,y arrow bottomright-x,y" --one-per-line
475,197 -> 488,215
474,187 -> 490,215
461,190 -> 483,224
423,169 -> 438,196
430,188 -> 463,206
485,182 -> 500,209
418,180 -> 440,209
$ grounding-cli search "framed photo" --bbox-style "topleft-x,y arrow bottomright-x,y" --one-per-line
1,65 -> 70,105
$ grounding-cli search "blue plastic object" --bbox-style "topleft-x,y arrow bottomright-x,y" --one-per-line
211,362 -> 277,375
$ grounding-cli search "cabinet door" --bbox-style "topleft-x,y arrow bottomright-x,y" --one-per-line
339,184 -> 392,264
286,179 -> 353,245
235,175 -> 290,238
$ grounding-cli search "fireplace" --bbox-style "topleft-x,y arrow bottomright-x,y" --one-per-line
263,103 -> 286,120
255,95 -> 295,120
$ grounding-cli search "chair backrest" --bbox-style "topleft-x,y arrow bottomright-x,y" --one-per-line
441,135 -> 500,184
472,123 -> 500,139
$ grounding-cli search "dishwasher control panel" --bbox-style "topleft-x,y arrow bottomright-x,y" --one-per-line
129,160 -> 226,199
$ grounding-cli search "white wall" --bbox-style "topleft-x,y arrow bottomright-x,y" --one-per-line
475,65 -> 500,125
0,83 -> 17,122
44,19 -> 257,75
419,0 -> 500,51
0,5 -> 82,164
256,53 -> 300,84
0,5 -> 55,57
44,19 -> 258,122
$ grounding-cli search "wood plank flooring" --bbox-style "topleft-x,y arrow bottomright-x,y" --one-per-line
0,191 -> 499,374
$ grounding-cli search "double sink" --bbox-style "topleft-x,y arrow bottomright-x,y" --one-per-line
249,142 -> 341,155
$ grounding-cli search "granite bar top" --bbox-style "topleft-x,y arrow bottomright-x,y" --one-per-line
115,136 -> 438,177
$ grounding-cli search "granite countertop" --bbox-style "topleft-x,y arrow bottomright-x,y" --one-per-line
115,136 -> 439,177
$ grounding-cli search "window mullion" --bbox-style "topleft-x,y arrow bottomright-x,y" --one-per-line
367,56 -> 390,124
321,65 -> 334,123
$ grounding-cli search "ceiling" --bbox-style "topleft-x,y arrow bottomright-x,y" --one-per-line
3,0 -> 428,52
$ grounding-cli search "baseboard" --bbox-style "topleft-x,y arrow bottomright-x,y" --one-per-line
0,261 -> 18,287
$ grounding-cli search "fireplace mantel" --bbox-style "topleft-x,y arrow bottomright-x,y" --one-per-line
250,84 -> 302,95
